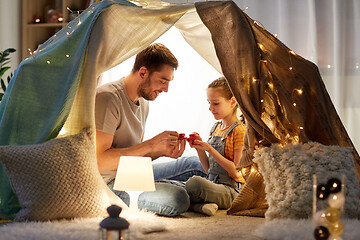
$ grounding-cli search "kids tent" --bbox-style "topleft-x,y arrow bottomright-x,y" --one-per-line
1,0 -> 359,219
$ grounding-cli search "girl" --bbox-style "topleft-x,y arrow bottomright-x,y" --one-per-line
186,77 -> 246,216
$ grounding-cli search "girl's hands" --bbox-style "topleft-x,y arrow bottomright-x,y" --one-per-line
188,132 -> 211,152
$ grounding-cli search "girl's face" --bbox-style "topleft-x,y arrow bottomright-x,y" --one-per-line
207,88 -> 235,120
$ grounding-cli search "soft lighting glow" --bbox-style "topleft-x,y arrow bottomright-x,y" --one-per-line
327,64 -> 331,68
299,126 -> 304,130
59,128 -> 67,135
258,43 -> 265,51
46,60 -> 51,64
65,54 -> 70,58
293,103 -> 297,107
268,82 -> 274,90
114,156 -> 155,213
296,89 -> 303,95
289,66 -> 293,70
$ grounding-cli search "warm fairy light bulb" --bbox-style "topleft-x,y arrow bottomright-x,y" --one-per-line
263,60 -> 267,63
289,50 -> 296,55
58,17 -> 63,22
327,64 -> 332,68
252,77 -> 257,83
289,67 -> 293,70
268,82 -> 274,90
258,43 -> 265,51
260,99 -> 264,103
242,7 -> 248,11
296,89 -> 303,95
46,60 -> 51,64
66,54 -> 70,58
299,126 -> 304,130
28,48 -> 32,55
274,33 -> 278,37
35,18 -> 40,23
59,128 -> 67,135
293,103 -> 297,107
66,32 -> 70,37
67,7 -> 73,13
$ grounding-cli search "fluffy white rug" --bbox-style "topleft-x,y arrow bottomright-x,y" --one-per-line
254,218 -> 360,240
0,211 -> 166,240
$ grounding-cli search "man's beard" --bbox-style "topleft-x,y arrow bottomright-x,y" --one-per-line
137,76 -> 155,101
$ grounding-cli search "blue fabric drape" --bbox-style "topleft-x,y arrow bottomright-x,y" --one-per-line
0,0 -> 135,220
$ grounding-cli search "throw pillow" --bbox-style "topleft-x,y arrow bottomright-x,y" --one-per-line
0,127 -> 126,221
253,142 -> 360,220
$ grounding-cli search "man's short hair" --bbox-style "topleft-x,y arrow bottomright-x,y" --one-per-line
132,43 -> 178,73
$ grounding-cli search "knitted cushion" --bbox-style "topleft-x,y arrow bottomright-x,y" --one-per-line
0,127 -> 125,221
253,142 -> 360,220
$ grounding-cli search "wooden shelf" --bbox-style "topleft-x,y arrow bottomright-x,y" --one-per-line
27,23 -> 65,28
22,0 -> 88,59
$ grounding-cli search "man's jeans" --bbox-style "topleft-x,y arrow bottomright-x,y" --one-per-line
153,156 -> 207,182
108,156 -> 206,216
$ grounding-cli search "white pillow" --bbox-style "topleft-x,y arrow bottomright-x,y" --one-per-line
0,127 -> 126,221
253,142 -> 360,220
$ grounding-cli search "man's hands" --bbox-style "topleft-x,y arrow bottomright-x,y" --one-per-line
147,131 -> 186,159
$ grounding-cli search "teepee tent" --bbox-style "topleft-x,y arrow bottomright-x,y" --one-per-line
0,0 -> 359,219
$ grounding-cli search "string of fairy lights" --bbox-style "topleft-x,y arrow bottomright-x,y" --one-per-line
25,3 -> 99,137
248,8 -> 348,240
24,4 -> 357,144
249,7 -> 359,144
26,4 -> 97,63
253,18 -> 305,145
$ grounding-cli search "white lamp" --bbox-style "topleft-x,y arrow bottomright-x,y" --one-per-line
113,156 -> 156,213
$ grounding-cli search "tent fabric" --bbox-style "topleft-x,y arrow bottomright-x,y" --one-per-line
195,1 -> 360,214
0,0 -> 127,219
0,0 -> 194,220
0,0 -> 359,219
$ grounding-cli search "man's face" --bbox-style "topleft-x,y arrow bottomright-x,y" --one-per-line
137,65 -> 175,101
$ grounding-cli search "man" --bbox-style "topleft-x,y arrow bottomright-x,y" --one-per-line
95,43 -> 206,216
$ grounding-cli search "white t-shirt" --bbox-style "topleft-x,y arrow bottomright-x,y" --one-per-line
95,78 -> 149,181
